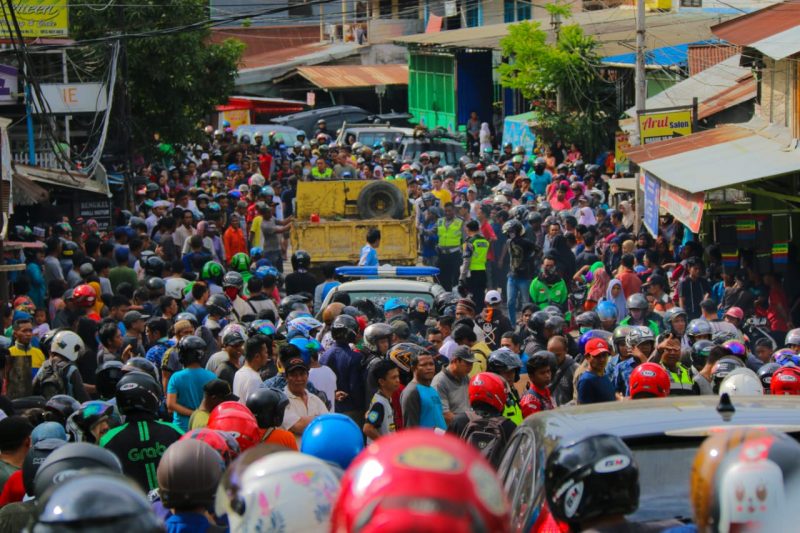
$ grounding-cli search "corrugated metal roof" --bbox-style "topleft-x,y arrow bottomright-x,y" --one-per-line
293,65 -> 409,89
624,54 -> 755,118
712,0 -> 800,59
688,43 -> 741,75
235,43 -> 362,87
625,120 -> 800,193
395,9 -> 733,56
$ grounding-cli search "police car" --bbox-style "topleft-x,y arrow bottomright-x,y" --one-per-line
317,266 -> 446,319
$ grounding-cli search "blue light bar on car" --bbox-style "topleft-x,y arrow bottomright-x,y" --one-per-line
335,266 -> 440,277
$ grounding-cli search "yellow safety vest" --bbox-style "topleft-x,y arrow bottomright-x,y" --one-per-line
437,218 -> 463,247
664,363 -> 693,395
468,236 -> 490,271
312,167 -> 333,180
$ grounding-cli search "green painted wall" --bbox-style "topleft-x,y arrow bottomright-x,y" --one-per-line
408,52 -> 457,130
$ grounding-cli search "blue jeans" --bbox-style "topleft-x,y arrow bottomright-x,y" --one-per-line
507,276 -> 531,324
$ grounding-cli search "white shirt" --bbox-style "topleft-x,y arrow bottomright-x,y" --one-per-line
309,365 -> 337,413
439,337 -> 457,361
282,385 -> 329,446
233,365 -> 263,404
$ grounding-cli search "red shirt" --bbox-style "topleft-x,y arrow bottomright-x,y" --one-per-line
520,384 -> 554,418
768,286 -> 790,332
617,269 -> 643,299
258,153 -> 273,179
0,469 -> 24,506
480,220 -> 497,262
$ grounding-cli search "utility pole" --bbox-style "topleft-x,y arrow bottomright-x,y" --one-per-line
633,0 -> 646,234
117,4 -> 133,210
551,10 -> 563,112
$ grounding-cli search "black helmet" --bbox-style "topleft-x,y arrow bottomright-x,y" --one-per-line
95,360 -> 124,400
545,434 -> 639,526
711,356 -> 745,393
543,305 -> 563,318
206,293 -> 232,317
44,395 -> 81,425
433,291 -> 458,314
757,362 -> 781,392
143,255 -> 165,277
145,276 -> 165,293
575,311 -> 600,331
331,314 -> 359,343
22,438 -> 66,497
157,439 -> 225,510
662,307 -> 688,334
222,271 -> 244,290
32,472 -> 161,532
487,348 -> 522,382
116,371 -> 162,415
178,335 -> 207,366
509,205 -> 528,222
291,250 -> 311,270
502,219 -> 524,238
527,311 -> 550,337
121,356 -> 160,383
41,327 -> 66,357
527,350 -> 556,374
246,388 -> 289,429
363,322 -> 394,352
279,294 -> 310,320
690,339 -> 715,370
544,315 -> 566,335
175,311 -> 199,328
527,211 -> 543,225
626,293 -> 649,311
33,442 -> 122,498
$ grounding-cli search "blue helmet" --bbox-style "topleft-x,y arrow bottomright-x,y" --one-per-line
300,413 -> 364,470
254,265 -> 280,281
578,329 -> 614,355
288,337 -> 322,364
249,247 -> 263,260
596,301 -> 618,322
287,316 -> 323,339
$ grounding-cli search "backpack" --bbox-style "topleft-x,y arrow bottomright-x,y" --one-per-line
33,361 -> 76,399
459,411 -> 508,468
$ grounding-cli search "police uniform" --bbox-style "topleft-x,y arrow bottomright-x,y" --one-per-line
436,217 -> 463,291
461,234 -> 490,309
663,363 -> 695,396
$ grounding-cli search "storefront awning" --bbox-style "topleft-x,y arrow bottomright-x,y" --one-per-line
285,65 -> 409,90
16,163 -> 111,197
625,120 -> 800,194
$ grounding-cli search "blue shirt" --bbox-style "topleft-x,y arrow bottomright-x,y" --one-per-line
165,512 -> 217,533
529,169 -> 552,196
401,381 -> 447,430
166,367 -> 216,431
185,303 -> 207,324
577,371 -> 616,404
358,244 -> 378,266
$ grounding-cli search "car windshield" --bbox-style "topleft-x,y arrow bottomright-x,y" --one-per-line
403,141 -> 463,165
342,291 -> 434,310
357,131 -> 402,147
629,442 -> 696,522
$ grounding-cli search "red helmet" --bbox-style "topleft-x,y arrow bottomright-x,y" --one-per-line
724,306 -> 744,321
468,372 -> 507,412
770,366 -> 800,395
72,284 -> 97,308
519,394 -> 540,418
331,429 -> 510,533
629,362 -> 671,399
207,401 -> 261,451
180,428 -> 241,465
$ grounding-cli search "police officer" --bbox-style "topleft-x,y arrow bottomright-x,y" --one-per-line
100,371 -> 183,491
436,202 -> 464,291
459,220 -> 490,311
658,337 -> 695,396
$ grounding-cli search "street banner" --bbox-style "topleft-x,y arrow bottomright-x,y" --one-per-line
614,130 -> 629,172
502,111 -> 536,157
32,83 -> 107,114
220,109 -> 250,131
643,171 -> 660,237
638,109 -> 692,144
0,0 -> 69,39
659,181 -> 704,233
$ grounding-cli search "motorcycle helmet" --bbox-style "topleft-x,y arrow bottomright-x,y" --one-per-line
363,322 -> 393,353
229,252 -> 251,273
719,367 -> 763,396
72,284 -> 97,308
770,366 -> 800,395
115,371 -> 162,415
690,339 -> 715,370
200,261 -> 224,283
300,413 -> 364,470
66,401 -> 114,443
388,342 -> 425,373
245,388 -> 289,429
175,311 -> 199,328
143,255 -> 165,278
629,362 -> 671,399
95,360 -> 124,400
625,326 -> 655,349
121,356 -> 160,382
22,438 -> 66,497
50,331 -> 85,362
578,329 -> 613,355
772,348 -> 800,367
502,219 -> 524,237
595,301 -> 618,323
33,442 -> 122,498
785,327 -> 800,348
662,307 -> 688,335
44,395 -> 81,425
487,348 -> 523,382
469,371 -> 507,412
291,250 -> 311,271
575,311 -> 600,333
687,319 -> 713,340
527,310 -> 551,337
757,362 -> 781,393
278,294 -> 311,320
206,293 -> 232,317
711,356 -> 745,393
207,401 -> 261,451
331,314 -> 359,343
165,277 -> 190,299
180,428 -> 240,466
177,335 -> 207,366
222,271 -> 244,290
158,439 -> 225,510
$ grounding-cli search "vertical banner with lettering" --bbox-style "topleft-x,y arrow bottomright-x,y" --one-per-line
643,171 -> 660,238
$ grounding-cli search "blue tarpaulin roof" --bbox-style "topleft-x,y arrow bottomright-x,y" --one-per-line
602,40 -> 724,68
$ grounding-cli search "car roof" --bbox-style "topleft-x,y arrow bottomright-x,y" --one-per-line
235,124 -> 298,136
273,105 -> 367,121
524,396 -> 800,446
332,278 -> 444,294
401,137 -> 463,146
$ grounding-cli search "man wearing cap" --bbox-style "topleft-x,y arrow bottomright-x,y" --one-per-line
477,290 -> 512,350
0,416 -> 32,493
431,345 -> 474,426
577,338 -> 616,405
383,298 -> 407,323
122,311 -> 149,359
280,346 -> 329,445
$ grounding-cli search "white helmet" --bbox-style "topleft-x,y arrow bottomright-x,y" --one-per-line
51,331 -> 85,361
216,452 -> 340,533
165,277 -> 190,300
719,368 -> 763,397
248,174 -> 265,188
209,170 -> 224,180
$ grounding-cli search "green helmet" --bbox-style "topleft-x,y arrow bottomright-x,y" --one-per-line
230,252 -> 251,273
512,155 -> 523,164
201,261 -> 224,283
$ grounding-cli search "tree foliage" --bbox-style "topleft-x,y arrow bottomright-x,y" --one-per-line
498,18 -> 616,157
71,0 -> 244,149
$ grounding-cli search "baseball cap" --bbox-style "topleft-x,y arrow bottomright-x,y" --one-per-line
285,357 -> 309,373
31,422 -> 67,444
203,379 -> 238,402
452,345 -> 476,363
123,310 -> 150,327
384,298 -> 407,312
484,290 -> 502,305
585,338 -> 611,357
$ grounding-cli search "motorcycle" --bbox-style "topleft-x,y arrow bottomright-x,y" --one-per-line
742,316 -> 776,351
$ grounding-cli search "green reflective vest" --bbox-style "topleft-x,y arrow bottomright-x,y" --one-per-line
664,363 -> 694,395
437,218 -> 463,247
503,396 -> 523,426
312,167 -> 333,180
468,236 -> 490,271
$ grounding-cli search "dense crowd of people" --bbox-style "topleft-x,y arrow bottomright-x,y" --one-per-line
1,122 -> 800,531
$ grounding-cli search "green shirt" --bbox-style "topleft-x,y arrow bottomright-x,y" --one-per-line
0,458 -> 19,494
108,265 -> 138,293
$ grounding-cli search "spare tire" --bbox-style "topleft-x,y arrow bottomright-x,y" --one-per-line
357,181 -> 404,219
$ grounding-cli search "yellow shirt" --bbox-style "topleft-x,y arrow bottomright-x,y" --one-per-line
432,188 -> 452,206
10,344 -> 45,369
250,215 -> 263,250
188,409 -> 210,430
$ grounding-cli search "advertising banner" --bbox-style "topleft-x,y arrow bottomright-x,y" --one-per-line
0,0 -> 69,38
659,181 -> 705,233
638,109 -> 692,144
643,171 -> 660,237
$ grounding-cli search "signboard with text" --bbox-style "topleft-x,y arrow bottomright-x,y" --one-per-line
77,198 -> 113,232
32,83 -> 107,114
643,171 -> 660,237
0,0 -> 69,39
638,109 -> 692,144
659,181 -> 705,234
614,130 -> 630,173
220,109 -> 250,131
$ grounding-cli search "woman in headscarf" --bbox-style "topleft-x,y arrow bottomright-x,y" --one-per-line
584,261 -> 610,310
479,123 -> 492,153
619,200 -> 635,231
603,278 -> 628,322
578,204 -> 596,227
